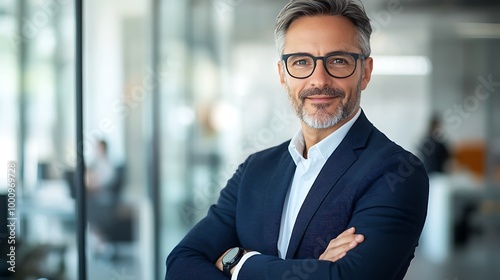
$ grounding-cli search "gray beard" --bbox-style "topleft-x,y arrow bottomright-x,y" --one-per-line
287,82 -> 361,129
301,102 -> 346,129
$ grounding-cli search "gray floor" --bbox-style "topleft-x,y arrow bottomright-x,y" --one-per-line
405,240 -> 500,280
88,257 -> 139,280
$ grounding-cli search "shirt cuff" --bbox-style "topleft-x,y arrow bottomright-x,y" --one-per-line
231,251 -> 260,280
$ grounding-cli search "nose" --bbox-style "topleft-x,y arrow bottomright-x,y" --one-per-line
309,59 -> 330,88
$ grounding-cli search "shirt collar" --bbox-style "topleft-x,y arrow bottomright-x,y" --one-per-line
288,108 -> 361,165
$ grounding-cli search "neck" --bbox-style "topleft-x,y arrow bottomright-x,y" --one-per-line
301,108 -> 359,155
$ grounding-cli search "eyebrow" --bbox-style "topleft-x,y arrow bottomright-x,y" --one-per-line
284,50 -> 358,56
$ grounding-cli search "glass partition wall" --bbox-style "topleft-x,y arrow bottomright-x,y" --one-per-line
1,0 -> 78,278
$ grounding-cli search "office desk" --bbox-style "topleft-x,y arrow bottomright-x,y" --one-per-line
19,180 -> 75,243
421,174 -> 486,263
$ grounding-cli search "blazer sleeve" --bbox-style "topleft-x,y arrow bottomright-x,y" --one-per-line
237,151 -> 429,280
165,160 -> 248,280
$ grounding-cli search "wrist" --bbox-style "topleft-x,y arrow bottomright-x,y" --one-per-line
222,247 -> 245,277
231,250 -> 249,274
230,251 -> 260,280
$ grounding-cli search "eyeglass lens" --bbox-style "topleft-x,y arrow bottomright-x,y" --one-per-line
286,53 -> 357,78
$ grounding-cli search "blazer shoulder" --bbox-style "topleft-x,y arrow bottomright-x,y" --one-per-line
358,126 -> 427,183
345,110 -> 405,160
364,126 -> 415,160
247,140 -> 291,163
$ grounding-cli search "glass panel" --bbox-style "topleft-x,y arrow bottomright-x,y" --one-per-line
3,0 -> 78,278
84,0 -> 154,279
0,1 -> 20,278
0,0 -> 18,193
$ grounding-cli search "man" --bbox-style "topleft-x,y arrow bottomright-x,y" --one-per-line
166,0 -> 429,279
419,115 -> 450,174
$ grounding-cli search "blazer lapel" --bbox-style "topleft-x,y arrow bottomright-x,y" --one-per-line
262,151 -> 295,256
285,111 -> 373,259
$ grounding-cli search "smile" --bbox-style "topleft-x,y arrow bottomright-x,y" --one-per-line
305,95 -> 339,103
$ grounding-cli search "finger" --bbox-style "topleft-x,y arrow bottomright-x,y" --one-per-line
327,233 -> 363,249
322,241 -> 353,257
325,251 -> 346,262
354,234 -> 364,243
320,229 -> 364,261
345,235 -> 364,249
336,227 -> 356,239
320,243 -> 350,259
334,233 -> 364,245
349,239 -> 359,248
320,235 -> 364,262
319,243 -> 352,261
346,234 -> 364,248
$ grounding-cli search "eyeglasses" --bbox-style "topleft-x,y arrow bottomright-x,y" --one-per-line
281,52 -> 367,79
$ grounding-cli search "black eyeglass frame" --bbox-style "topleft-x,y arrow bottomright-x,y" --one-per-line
281,52 -> 367,79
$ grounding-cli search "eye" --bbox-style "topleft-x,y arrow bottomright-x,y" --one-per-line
288,55 -> 313,67
334,58 -> 347,64
328,56 -> 349,65
294,59 -> 309,66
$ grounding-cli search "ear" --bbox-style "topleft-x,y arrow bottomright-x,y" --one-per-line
277,60 -> 287,89
360,57 -> 373,91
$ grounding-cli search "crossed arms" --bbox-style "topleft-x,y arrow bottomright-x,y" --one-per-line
166,151 -> 429,280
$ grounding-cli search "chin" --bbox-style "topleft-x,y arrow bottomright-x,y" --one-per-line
302,111 -> 343,129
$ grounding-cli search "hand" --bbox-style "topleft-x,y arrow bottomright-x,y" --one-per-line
319,227 -> 364,262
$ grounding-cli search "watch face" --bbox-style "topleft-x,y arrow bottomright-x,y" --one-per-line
222,248 -> 240,264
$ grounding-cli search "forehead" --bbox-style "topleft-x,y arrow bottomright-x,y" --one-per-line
284,15 -> 360,54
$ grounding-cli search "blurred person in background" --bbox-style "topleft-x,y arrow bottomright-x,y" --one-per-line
86,139 -> 119,257
86,139 -> 116,197
418,114 -> 451,175
166,0 -> 429,279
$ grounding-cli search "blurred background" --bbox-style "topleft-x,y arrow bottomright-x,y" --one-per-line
1,0 -> 499,279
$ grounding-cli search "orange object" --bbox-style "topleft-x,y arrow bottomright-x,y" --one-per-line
453,141 -> 485,178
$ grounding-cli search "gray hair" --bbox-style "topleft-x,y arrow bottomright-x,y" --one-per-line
274,0 -> 372,56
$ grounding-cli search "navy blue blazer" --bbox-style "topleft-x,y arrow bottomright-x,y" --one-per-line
166,111 -> 429,280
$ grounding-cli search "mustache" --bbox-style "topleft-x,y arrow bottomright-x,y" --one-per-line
299,87 -> 345,100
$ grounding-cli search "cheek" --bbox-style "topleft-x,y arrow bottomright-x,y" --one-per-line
285,80 -> 303,96
334,81 -> 353,95
338,77 -> 361,94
